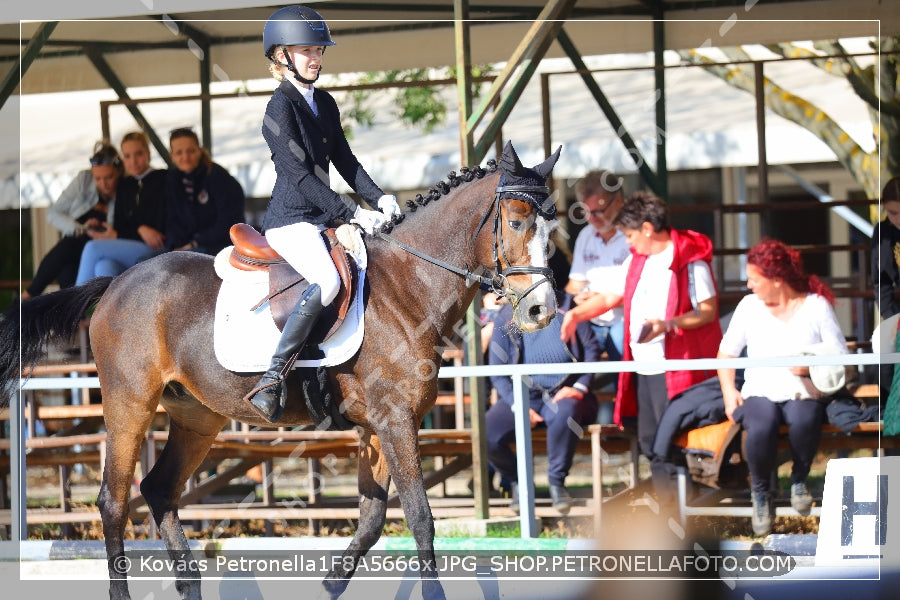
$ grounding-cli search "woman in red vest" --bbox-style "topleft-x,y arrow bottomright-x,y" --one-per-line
561,190 -> 722,461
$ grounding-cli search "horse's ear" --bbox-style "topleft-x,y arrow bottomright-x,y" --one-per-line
499,141 -> 525,176
533,145 -> 562,179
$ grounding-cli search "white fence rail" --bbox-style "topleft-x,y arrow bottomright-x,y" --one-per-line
5,352 -> 897,540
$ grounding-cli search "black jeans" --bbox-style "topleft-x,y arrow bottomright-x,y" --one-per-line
26,235 -> 89,296
636,373 -> 670,459
733,396 -> 826,494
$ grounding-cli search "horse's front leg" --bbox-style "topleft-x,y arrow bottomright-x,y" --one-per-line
376,416 -> 445,600
323,430 -> 390,599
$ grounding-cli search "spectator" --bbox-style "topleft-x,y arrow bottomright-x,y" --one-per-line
74,131 -> 167,284
564,170 -> 629,364
718,238 -> 848,536
560,190 -> 722,468
871,176 -> 900,402
163,127 -> 245,255
21,141 -> 123,300
479,292 -> 505,352
872,176 -> 900,319
486,300 -> 601,515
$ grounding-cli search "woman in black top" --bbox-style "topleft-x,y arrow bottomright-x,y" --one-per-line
74,131 -> 168,284
163,127 -> 245,255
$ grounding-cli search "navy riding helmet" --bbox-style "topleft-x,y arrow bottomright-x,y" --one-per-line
263,5 -> 336,58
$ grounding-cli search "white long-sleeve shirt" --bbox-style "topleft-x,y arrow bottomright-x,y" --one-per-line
719,293 -> 847,402
46,170 -> 116,236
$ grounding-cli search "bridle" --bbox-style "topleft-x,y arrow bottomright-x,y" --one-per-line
375,177 -> 556,307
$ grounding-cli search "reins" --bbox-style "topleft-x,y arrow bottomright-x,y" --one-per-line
374,178 -> 556,304
374,230 -> 499,291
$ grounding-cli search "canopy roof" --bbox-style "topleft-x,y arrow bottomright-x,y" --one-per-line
14,44 -> 876,209
1,1 -> 893,208
2,1 -> 893,95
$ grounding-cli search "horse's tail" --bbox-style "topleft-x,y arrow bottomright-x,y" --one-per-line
0,277 -> 114,405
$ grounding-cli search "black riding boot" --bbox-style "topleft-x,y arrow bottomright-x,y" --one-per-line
244,284 -> 324,423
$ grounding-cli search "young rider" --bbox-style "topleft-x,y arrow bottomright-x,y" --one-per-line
245,5 -> 400,422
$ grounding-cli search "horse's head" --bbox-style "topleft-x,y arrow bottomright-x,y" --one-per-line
479,141 -> 561,333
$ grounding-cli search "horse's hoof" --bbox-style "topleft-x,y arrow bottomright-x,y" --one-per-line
422,580 -> 447,600
319,577 -> 349,600
108,580 -> 132,600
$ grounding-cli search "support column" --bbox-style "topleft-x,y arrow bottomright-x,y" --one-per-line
200,40 -> 212,153
755,61 -> 770,234
652,17 -> 668,201
454,0 -> 490,521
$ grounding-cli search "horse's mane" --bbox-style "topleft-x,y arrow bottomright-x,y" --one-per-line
376,159 -> 498,234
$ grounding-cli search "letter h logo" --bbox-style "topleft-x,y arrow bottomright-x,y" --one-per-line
841,474 -> 888,546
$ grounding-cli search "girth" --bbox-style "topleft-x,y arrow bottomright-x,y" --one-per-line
227,223 -> 355,342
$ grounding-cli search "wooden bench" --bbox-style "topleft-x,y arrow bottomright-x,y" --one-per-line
0,403 -> 166,461
2,353 -> 638,531
0,422 -> 639,530
675,383 -> 895,524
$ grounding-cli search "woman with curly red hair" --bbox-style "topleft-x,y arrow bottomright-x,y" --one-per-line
718,238 -> 847,536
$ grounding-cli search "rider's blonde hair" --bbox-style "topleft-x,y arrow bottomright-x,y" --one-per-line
268,62 -> 285,82
268,47 -> 286,82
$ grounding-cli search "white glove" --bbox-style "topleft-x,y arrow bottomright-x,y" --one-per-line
351,206 -> 387,235
377,194 -> 401,217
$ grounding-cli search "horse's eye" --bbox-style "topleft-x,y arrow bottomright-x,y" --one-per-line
508,220 -> 523,231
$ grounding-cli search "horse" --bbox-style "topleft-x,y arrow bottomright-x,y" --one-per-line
0,141 -> 561,600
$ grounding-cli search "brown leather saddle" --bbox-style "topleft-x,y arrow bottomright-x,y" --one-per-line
228,223 -> 357,346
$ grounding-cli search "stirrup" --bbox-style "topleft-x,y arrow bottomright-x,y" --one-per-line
243,353 -> 297,423
244,378 -> 285,423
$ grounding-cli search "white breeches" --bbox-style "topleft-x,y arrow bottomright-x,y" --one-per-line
265,222 -> 340,306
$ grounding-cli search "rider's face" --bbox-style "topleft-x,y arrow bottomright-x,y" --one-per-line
282,45 -> 325,85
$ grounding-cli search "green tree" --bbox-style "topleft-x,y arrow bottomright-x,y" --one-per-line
676,37 -> 899,205
340,65 -> 494,138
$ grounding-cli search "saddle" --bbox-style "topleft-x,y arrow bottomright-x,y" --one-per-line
228,223 -> 356,344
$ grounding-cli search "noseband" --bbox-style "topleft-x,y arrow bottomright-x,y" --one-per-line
375,180 -> 555,307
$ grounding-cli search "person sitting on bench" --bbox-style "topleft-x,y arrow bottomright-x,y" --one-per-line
717,238 -> 847,536
485,299 -> 601,515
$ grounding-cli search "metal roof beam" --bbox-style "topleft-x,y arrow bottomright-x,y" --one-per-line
556,27 -> 664,197
312,1 -> 658,17
652,8 -> 668,200
83,48 -> 173,168
148,15 -> 215,152
0,21 -> 57,110
467,0 -> 576,163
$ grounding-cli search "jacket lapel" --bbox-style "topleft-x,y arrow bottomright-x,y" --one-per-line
279,79 -> 326,133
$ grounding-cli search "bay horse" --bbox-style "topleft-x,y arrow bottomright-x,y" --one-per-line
0,142 -> 561,600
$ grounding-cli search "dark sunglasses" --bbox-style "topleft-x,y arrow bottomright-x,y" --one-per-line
89,154 -> 122,167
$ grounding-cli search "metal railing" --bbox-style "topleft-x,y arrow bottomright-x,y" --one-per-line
5,351 -> 895,541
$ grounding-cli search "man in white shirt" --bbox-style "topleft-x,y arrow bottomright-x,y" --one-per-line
565,170 -> 630,364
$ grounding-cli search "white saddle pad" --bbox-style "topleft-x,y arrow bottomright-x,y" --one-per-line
212,232 -> 367,373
